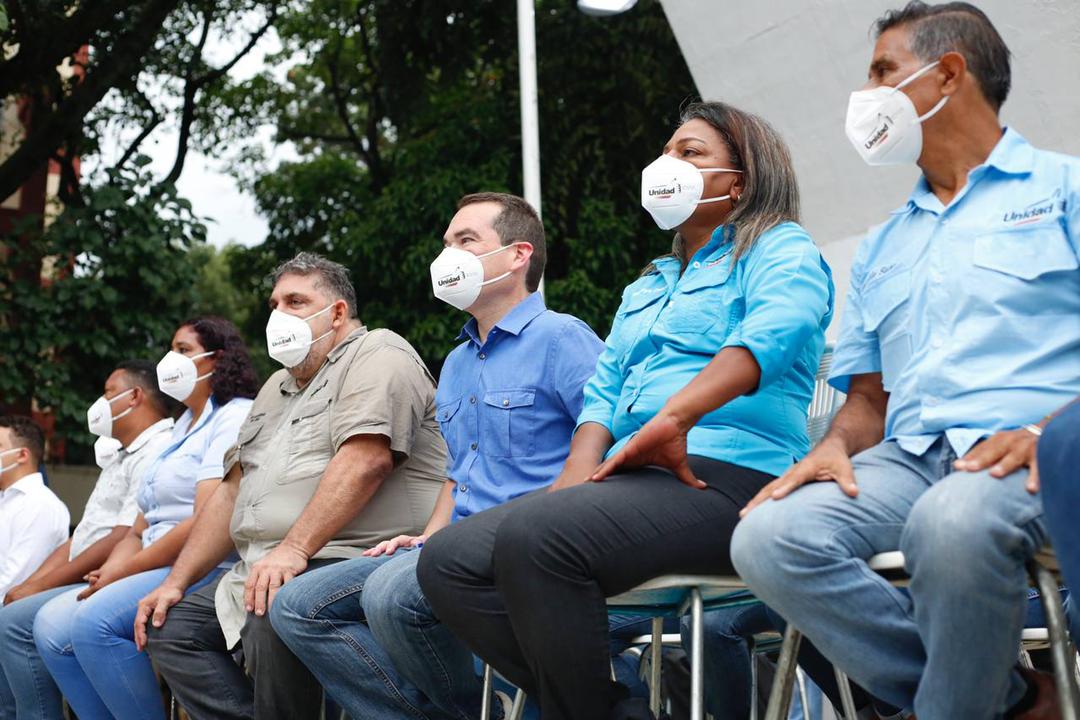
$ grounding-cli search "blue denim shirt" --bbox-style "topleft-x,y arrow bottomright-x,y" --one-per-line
577,222 -> 834,478
436,293 -> 604,520
137,396 -> 251,547
829,129 -> 1080,456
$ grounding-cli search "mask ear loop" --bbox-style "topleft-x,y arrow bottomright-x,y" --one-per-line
695,169 -> 743,206
891,61 -> 949,123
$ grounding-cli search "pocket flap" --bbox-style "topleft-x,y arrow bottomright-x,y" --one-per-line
860,270 -> 911,332
436,397 -> 462,423
483,389 -> 536,410
973,226 -> 1079,280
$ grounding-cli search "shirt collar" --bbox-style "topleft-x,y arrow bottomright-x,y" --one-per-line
279,326 -> 368,395
456,293 -> 547,344
895,127 -> 1034,216
2,472 -> 44,497
124,418 -> 175,455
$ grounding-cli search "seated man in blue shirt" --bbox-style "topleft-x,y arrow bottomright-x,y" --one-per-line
733,3 -> 1080,719
271,192 -> 605,719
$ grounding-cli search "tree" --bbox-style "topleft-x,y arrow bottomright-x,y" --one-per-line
231,0 -> 696,372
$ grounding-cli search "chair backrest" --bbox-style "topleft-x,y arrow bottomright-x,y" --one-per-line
807,345 -> 844,446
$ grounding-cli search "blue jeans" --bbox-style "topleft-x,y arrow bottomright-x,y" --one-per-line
1038,401 -> 1080,639
0,584 -> 82,720
732,438 -> 1045,720
34,567 -> 221,720
273,548 -> 656,720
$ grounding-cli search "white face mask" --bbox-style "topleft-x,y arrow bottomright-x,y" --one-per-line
93,437 -> 124,469
157,350 -> 215,402
430,244 -> 517,312
265,304 -> 335,368
0,447 -> 24,475
86,388 -> 136,439
844,61 -> 948,166
640,154 -> 743,230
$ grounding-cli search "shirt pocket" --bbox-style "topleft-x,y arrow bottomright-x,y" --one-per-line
860,269 -> 913,392
610,289 -> 664,355
234,414 -> 265,473
479,388 -> 536,459
972,225 -> 1078,280
282,397 -> 333,484
436,397 -> 463,461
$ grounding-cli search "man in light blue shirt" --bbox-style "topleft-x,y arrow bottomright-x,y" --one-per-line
734,4 -> 1080,719
271,192 -> 604,719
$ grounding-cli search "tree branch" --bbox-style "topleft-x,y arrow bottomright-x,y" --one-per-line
325,39 -> 371,168
0,0 -> 182,203
115,90 -> 163,172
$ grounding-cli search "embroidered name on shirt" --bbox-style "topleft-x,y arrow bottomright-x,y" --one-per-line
1001,192 -> 1060,227
865,263 -> 900,284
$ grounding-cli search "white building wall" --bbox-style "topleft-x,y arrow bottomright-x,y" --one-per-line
658,0 -> 1080,338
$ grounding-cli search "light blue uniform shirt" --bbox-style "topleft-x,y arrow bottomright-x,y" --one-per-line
138,396 -> 252,547
829,129 -> 1080,456
578,222 -> 834,478
435,292 -> 604,520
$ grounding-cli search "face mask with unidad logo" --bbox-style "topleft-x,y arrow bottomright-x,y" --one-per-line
845,61 -> 949,166
157,350 -> 215,402
86,388 -> 136,439
93,437 -> 124,469
0,447 -> 24,474
430,244 -> 519,311
265,304 -> 335,368
640,154 -> 743,230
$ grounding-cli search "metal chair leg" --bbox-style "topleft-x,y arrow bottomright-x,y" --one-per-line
650,616 -> 664,717
1031,562 -> 1080,720
510,689 -> 527,720
764,625 -> 802,720
480,663 -> 493,720
833,668 -> 858,720
796,667 -> 811,720
750,638 -> 759,720
691,588 -> 705,720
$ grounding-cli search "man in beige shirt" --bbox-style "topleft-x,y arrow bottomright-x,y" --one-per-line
135,252 -> 446,720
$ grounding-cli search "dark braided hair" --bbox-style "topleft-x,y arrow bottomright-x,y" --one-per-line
180,316 -> 259,405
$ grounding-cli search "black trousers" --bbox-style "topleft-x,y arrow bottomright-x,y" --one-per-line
417,457 -> 771,720
146,560 -> 340,720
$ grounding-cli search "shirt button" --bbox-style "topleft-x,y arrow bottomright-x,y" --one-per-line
460,484 -> 469,493
478,353 -> 486,360
931,272 -> 943,283
469,396 -> 476,404
932,338 -> 944,349
470,442 -> 478,451
502,399 -> 510,407
693,261 -> 701,268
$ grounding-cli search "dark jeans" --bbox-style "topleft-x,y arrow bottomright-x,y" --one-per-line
1036,400 -> 1080,640
417,456 -> 771,720
145,560 -> 341,720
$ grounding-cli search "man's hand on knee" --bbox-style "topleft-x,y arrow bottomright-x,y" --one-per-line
245,543 -> 308,617
740,438 -> 858,517
135,582 -> 185,651
954,428 -> 1040,493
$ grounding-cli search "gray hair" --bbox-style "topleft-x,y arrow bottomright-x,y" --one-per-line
674,102 -> 800,264
874,2 -> 1011,111
270,252 -> 358,318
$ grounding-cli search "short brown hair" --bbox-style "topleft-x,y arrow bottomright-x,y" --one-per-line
0,416 -> 45,466
457,193 -> 546,292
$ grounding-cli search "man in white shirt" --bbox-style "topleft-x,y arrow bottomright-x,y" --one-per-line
0,416 -> 68,604
0,361 -> 174,720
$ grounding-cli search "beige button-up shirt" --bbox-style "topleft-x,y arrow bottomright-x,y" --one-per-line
214,327 -> 447,646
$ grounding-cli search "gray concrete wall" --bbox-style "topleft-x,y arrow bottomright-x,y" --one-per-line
658,0 -> 1080,337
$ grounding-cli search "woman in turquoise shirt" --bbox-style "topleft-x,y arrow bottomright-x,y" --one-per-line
418,101 -> 835,720
33,316 -> 258,720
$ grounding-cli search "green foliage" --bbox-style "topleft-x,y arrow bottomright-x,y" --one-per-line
229,0 -> 694,372
0,160 -> 206,459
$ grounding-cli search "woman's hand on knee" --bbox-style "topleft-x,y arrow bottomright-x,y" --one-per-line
589,412 -> 705,489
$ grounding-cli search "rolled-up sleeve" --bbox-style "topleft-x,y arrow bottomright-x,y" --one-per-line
198,401 -> 250,482
575,292 -> 635,434
722,228 -> 833,390
827,248 -> 882,393
551,319 -> 605,420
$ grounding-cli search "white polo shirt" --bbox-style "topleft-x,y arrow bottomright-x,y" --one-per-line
0,472 -> 70,602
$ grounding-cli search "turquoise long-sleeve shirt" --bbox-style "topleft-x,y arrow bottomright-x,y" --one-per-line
577,221 -> 834,478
